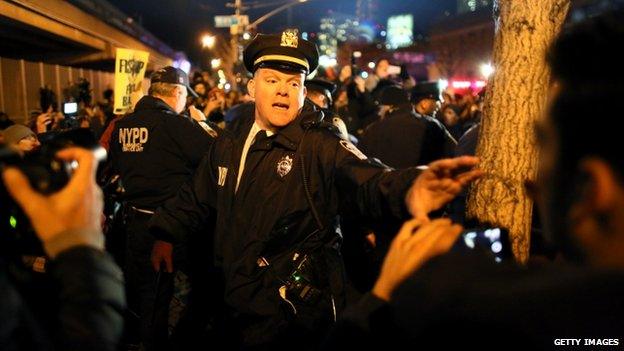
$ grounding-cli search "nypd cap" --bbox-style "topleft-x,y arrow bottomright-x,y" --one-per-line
243,29 -> 319,75
410,82 -> 441,104
305,78 -> 336,96
150,66 -> 198,98
305,78 -> 336,106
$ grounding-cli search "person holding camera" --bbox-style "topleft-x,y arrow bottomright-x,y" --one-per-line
325,10 -> 624,349
0,147 -> 125,350
365,58 -> 392,92
148,30 -> 483,349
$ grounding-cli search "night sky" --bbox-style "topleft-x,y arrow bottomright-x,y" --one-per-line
107,0 -> 455,64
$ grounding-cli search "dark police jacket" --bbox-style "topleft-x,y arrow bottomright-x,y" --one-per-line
149,105 -> 420,344
359,105 -> 456,169
109,95 -> 217,210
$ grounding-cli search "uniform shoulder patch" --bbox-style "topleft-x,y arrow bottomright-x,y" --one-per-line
339,140 -> 367,160
199,120 -> 219,138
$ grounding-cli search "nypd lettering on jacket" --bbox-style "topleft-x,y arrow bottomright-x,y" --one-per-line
119,127 -> 149,152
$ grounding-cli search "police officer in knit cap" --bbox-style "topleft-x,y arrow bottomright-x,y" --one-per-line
149,30 -> 482,349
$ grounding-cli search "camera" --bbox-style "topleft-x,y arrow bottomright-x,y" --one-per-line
63,102 -> 78,115
0,129 -> 104,260
452,226 -> 511,263
61,102 -> 83,130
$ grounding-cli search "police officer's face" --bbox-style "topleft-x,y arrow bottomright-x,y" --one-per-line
248,68 -> 306,130
419,98 -> 439,116
174,85 -> 188,114
308,91 -> 328,109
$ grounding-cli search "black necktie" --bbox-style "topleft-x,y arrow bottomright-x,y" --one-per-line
251,130 -> 270,150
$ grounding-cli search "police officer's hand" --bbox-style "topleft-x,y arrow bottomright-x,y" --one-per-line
189,105 -> 207,122
2,147 -> 104,257
405,156 -> 483,221
151,240 -> 173,273
372,218 -> 463,302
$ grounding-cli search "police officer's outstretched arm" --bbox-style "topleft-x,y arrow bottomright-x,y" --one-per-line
2,148 -> 125,350
332,136 -> 482,221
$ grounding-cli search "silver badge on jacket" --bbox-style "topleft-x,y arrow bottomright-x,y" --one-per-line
276,155 -> 293,177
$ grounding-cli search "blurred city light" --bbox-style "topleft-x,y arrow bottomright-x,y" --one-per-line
173,58 -> 191,74
387,14 -> 413,49
480,63 -> 494,78
450,80 -> 487,90
242,32 -> 251,40
319,55 -> 337,67
451,81 -> 472,89
211,58 -> 222,69
361,71 -> 369,79
438,79 -> 449,91
368,62 -> 376,69
201,34 -> 216,48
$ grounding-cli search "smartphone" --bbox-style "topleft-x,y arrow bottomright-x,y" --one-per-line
387,65 -> 401,75
453,227 -> 511,263
63,102 -> 78,115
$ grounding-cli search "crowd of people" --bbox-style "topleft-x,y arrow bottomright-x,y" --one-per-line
1,9 -> 623,351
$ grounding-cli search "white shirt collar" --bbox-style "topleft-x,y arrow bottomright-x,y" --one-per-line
251,121 -> 274,137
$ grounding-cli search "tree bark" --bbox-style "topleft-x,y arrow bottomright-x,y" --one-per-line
466,0 -> 570,263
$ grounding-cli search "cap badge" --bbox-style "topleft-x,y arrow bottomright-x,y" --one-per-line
280,29 -> 299,48
276,155 -> 293,177
179,77 -> 184,83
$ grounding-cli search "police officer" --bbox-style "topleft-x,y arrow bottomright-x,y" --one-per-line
109,66 -> 219,350
411,82 -> 457,159
305,78 -> 335,110
305,78 -> 352,140
149,31 -> 481,349
359,85 -> 449,168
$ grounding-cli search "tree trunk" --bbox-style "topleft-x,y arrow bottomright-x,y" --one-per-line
466,0 -> 570,263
